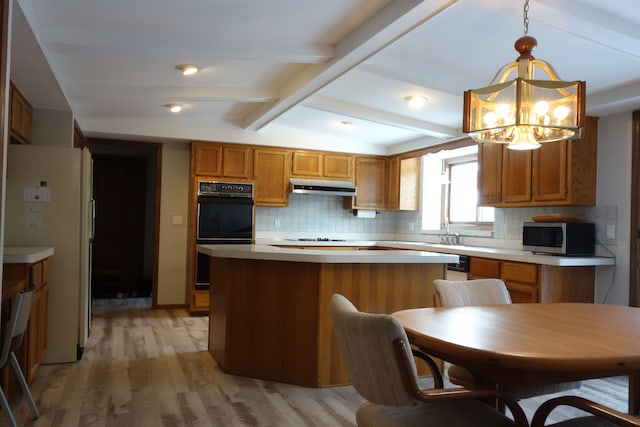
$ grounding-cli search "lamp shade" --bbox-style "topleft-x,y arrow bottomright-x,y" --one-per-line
463,36 -> 586,149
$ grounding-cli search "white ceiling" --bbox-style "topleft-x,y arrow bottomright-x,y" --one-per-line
10,0 -> 640,155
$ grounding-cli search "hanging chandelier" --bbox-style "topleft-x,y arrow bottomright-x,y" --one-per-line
462,0 -> 585,150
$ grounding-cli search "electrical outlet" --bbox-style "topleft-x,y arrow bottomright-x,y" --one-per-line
274,218 -> 281,229
408,223 -> 415,232
606,224 -> 616,239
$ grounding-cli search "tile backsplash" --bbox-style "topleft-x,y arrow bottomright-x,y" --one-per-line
256,194 -> 617,247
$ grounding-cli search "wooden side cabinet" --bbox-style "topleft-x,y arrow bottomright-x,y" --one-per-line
387,156 -> 420,211
1,257 -> 51,399
9,82 -> 33,145
347,156 -> 387,209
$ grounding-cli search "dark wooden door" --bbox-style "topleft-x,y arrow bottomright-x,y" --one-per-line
92,154 -> 147,298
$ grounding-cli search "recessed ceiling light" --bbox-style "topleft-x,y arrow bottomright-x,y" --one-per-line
405,95 -> 429,109
176,64 -> 199,76
166,104 -> 182,113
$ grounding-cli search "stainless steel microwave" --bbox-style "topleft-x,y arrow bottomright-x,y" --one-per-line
522,222 -> 595,256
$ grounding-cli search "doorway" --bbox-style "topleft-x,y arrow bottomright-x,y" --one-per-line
89,139 -> 161,308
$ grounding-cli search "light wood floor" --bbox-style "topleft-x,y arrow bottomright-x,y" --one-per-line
2,299 -> 630,426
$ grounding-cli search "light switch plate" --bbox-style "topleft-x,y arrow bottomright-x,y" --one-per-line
606,224 -> 616,239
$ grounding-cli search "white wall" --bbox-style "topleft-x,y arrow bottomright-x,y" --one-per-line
156,143 -> 190,305
594,112 -> 633,305
31,108 -> 73,147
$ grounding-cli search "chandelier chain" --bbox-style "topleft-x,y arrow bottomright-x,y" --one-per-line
523,0 -> 530,35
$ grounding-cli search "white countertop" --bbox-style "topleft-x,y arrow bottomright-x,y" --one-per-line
381,242 -> 615,267
262,239 -> 615,267
4,246 -> 54,264
197,244 -> 458,264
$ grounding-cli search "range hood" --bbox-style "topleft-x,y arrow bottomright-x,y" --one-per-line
289,178 -> 356,196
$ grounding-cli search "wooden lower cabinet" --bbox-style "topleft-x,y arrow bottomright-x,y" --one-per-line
191,289 -> 210,314
1,257 -> 50,400
208,257 -> 445,387
468,256 -> 595,303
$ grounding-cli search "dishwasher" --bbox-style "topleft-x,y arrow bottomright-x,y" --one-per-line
446,254 -> 469,280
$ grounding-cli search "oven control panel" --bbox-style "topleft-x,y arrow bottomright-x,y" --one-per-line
198,181 -> 253,198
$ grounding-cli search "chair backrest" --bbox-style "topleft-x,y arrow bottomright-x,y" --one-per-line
329,294 -> 418,406
0,287 -> 36,367
433,279 -> 511,307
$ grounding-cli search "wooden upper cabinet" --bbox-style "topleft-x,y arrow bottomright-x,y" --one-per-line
478,143 -> 503,205
349,156 -> 387,209
291,151 -> 353,180
478,116 -> 597,207
254,148 -> 290,206
533,139 -> 567,202
193,143 -> 222,176
387,157 -> 400,210
291,151 -> 322,177
323,154 -> 352,180
222,145 -> 252,178
387,156 -> 420,211
480,142 -> 537,205
192,141 -> 252,179
9,82 -> 33,145
533,115 -> 598,206
502,148 -> 532,203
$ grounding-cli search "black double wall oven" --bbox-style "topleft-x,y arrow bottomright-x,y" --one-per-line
196,181 -> 254,289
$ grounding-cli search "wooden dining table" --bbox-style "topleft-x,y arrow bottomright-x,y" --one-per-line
392,303 -> 640,414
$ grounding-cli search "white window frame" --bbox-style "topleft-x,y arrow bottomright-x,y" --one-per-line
420,145 -> 493,235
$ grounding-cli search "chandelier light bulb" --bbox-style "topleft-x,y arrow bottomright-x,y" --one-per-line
483,112 -> 498,127
554,105 -> 570,121
508,127 -> 541,150
534,101 -> 549,116
496,104 -> 510,118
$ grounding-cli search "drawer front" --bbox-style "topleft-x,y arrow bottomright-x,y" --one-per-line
502,261 -> 538,284
193,290 -> 210,311
469,257 -> 501,278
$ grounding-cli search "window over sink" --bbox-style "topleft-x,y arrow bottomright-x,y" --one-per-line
421,145 -> 494,233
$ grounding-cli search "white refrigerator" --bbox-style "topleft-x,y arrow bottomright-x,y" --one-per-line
4,144 -> 93,363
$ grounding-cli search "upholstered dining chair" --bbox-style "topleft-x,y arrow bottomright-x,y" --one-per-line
328,293 -> 529,426
532,396 -> 640,426
433,278 -> 581,399
0,287 -> 40,427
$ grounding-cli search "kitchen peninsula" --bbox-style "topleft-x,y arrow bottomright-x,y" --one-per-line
197,243 -> 457,387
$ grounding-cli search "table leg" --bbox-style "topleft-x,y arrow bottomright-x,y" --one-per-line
630,374 -> 640,414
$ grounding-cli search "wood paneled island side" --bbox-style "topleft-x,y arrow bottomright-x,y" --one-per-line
197,244 -> 457,387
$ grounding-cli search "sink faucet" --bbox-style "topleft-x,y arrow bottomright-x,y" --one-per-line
439,219 -> 460,245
